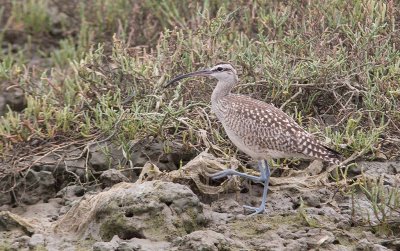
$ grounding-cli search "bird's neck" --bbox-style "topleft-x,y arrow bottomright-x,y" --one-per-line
211,81 -> 233,105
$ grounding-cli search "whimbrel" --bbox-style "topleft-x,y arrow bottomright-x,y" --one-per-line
166,63 -> 341,215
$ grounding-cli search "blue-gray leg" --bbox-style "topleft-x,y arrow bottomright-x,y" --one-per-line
243,160 -> 270,215
211,159 -> 271,215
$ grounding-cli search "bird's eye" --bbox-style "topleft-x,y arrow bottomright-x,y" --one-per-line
217,67 -> 223,71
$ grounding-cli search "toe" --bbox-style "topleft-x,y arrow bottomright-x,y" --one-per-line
211,170 -> 232,180
243,205 -> 265,215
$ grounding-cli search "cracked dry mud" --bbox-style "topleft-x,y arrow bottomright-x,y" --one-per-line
0,146 -> 399,251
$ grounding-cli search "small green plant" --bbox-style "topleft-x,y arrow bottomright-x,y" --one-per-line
297,197 -> 319,228
11,0 -> 52,34
50,38 -> 81,67
324,114 -> 387,157
356,175 -> 400,236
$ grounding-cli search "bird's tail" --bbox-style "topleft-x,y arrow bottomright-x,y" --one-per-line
299,134 -> 342,165
321,145 -> 342,165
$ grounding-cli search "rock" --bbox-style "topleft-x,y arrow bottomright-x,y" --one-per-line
0,211 -> 35,235
351,161 -> 400,183
129,138 -> 195,172
92,235 -> 170,251
247,233 -> 286,250
54,181 -> 206,242
90,150 -> 110,172
28,149 -> 88,188
0,85 -> 27,116
384,239 -> 400,250
356,238 -> 390,251
0,192 -> 11,207
302,193 -> 321,207
301,188 -> 333,208
56,185 -> 85,201
10,235 -> 30,250
116,239 -> 141,251
99,169 -> 130,189
15,235 -> 31,244
211,198 -> 243,214
305,228 -> 335,247
28,233 -> 45,248
172,230 -> 245,251
93,235 -> 120,251
1,149 -> 89,208
0,95 -> 5,116
284,240 -> 308,251
123,238 -> 171,251
320,114 -> 336,126
3,86 -> 26,112
20,170 -> 56,204
304,160 -> 324,176
89,143 -> 125,172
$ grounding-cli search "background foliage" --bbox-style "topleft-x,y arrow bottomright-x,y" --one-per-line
0,0 -> 399,162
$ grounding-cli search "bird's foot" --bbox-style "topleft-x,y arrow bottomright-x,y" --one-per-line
243,204 -> 266,215
211,169 -> 263,182
211,169 -> 236,180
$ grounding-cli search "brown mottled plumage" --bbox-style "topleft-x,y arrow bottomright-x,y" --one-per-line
215,94 -> 341,164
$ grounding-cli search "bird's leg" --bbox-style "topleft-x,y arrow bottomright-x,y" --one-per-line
211,159 -> 271,215
243,159 -> 270,215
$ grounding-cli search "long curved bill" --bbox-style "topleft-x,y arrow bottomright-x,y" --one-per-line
164,69 -> 212,87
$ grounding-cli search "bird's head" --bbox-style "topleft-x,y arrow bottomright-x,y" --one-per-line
165,63 -> 238,87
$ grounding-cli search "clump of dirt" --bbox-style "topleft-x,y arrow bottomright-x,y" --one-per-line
0,85 -> 27,116
54,180 -> 206,242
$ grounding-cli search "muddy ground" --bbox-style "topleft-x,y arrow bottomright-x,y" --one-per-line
0,139 -> 399,251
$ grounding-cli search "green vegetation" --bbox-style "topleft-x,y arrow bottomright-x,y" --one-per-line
350,171 -> 400,236
1,0 -> 398,159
